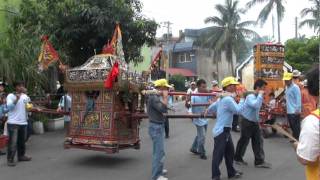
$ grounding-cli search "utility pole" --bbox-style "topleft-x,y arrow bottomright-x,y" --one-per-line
161,21 -> 173,80
295,17 -> 298,39
162,21 -> 173,43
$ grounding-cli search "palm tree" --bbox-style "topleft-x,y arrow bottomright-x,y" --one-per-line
299,0 -> 320,35
246,0 -> 285,43
200,0 -> 260,76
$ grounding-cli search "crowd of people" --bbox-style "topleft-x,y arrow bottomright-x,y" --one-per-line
0,66 -> 318,180
146,66 -> 319,180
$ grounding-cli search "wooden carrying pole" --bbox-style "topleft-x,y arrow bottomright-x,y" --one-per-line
268,124 -> 298,142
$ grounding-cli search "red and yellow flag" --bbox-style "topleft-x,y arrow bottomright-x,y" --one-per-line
38,35 -> 60,70
102,24 -> 125,63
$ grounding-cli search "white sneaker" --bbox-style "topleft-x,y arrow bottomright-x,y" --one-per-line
162,169 -> 168,175
156,176 -> 168,180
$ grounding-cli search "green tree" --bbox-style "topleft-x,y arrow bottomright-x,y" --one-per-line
0,0 -> 157,92
200,0 -> 260,75
0,24 -> 47,93
169,74 -> 186,91
246,0 -> 285,43
285,37 -> 319,72
12,0 -> 157,67
300,0 -> 320,35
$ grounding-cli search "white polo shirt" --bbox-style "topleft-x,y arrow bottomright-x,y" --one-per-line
6,93 -> 30,125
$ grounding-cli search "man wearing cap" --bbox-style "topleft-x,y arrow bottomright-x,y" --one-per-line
147,79 -> 170,180
292,70 -> 303,88
283,72 -> 302,140
206,77 -> 244,180
234,79 -> 272,168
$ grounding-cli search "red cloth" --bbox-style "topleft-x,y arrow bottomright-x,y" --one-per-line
104,61 -> 119,89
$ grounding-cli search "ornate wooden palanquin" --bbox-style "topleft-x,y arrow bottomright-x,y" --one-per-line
64,54 -> 145,153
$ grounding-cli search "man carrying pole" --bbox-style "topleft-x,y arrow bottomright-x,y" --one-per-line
190,79 -> 210,160
234,79 -> 272,168
206,77 -> 244,180
147,79 -> 171,180
283,72 -> 302,140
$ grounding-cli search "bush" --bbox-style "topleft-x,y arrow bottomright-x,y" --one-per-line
169,74 -> 186,91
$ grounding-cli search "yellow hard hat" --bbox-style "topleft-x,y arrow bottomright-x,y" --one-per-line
153,79 -> 172,88
221,76 -> 239,88
282,72 -> 293,81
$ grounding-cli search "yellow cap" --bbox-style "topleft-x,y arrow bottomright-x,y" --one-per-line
282,72 -> 293,81
153,79 -> 172,88
221,77 -> 239,88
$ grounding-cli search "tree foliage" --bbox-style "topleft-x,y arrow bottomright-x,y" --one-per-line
300,0 -> 320,35
246,0 -> 285,42
169,74 -> 186,92
12,0 -> 157,66
0,0 -> 157,92
284,37 -> 319,72
199,0 -> 260,75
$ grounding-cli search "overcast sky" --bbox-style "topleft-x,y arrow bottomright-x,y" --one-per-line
141,0 -> 316,43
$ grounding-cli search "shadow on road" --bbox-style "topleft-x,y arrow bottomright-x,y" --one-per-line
71,155 -> 136,168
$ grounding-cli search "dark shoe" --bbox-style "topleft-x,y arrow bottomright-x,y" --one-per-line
165,135 -> 169,139
212,177 -> 221,180
0,151 -> 6,156
234,160 -> 248,166
7,160 -> 16,167
18,155 -> 32,162
232,127 -> 240,132
200,155 -> 207,160
190,149 -> 199,155
255,162 -> 272,168
229,171 -> 243,179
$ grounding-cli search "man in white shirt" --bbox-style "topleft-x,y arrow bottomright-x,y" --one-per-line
6,81 -> 32,166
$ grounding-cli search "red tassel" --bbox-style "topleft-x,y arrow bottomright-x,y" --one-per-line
104,61 -> 119,89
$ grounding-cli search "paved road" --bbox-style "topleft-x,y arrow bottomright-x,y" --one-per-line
0,102 -> 304,180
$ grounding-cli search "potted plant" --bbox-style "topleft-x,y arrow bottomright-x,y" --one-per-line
31,114 -> 48,134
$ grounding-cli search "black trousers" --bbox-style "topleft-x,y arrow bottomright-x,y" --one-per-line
212,128 -> 236,178
234,118 -> 265,165
287,114 -> 301,140
164,117 -> 169,137
7,124 -> 27,161
232,115 -> 239,129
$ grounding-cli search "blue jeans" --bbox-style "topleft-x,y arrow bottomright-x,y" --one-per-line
149,122 -> 165,180
190,125 -> 207,156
